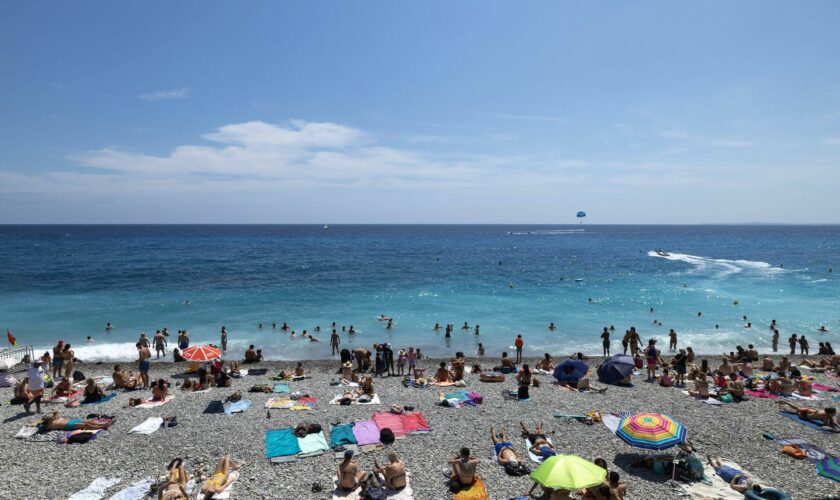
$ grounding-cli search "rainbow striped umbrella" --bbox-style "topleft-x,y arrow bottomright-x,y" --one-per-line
616,413 -> 686,450
180,344 -> 221,362
816,456 -> 840,483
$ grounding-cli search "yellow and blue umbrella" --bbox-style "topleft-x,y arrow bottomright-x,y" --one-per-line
616,413 -> 686,450
816,456 -> 840,483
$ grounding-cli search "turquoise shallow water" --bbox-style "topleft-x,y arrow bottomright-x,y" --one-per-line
1,225 -> 838,360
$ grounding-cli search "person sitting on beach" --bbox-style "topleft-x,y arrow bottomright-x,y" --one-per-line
719,373 -> 745,401
358,376 -> 375,396
688,373 -> 712,399
795,378 -> 813,397
340,361 -> 357,384
200,456 -> 238,497
373,451 -> 407,490
761,356 -> 774,372
294,362 -> 306,378
450,358 -> 465,381
243,345 -> 259,364
158,459 -> 189,500
447,447 -> 480,493
42,411 -> 114,431
778,401 -> 838,428
718,358 -> 732,377
228,361 -> 241,377
500,352 -> 516,373
180,378 -> 194,391
113,365 -> 139,390
82,378 -> 107,404
537,353 -> 554,372
659,368 -> 674,387
520,421 -> 555,458
172,348 -> 185,363
768,370 -> 795,396
52,378 -> 72,398
151,378 -> 169,401
516,364 -> 532,387
338,449 -> 368,490
434,362 -> 452,384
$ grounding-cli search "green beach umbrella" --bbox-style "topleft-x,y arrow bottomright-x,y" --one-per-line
530,454 -> 607,490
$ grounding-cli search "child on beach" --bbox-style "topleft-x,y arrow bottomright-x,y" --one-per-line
396,349 -> 406,375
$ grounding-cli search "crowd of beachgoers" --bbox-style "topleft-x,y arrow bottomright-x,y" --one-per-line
1,317 -> 839,499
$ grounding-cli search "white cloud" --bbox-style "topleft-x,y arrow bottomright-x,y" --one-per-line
138,88 -> 192,101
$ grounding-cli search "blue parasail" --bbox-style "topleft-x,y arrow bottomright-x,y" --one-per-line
576,211 -> 586,218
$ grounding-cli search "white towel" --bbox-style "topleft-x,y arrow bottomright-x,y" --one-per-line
68,477 -> 120,500
212,470 -> 239,499
128,417 -> 163,435
108,478 -> 153,500
789,392 -> 821,401
15,427 -> 39,439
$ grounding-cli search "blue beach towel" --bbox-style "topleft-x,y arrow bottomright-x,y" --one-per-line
266,428 -> 301,458
330,423 -> 357,449
779,411 -> 838,432
224,399 -> 251,416
80,392 -> 117,406
443,390 -> 469,401
272,383 -> 290,394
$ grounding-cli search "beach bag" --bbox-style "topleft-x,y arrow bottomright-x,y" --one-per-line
73,370 -> 86,382
339,397 -> 353,406
504,462 -> 531,476
719,394 -> 734,404
380,428 -> 395,445
782,444 -> 806,459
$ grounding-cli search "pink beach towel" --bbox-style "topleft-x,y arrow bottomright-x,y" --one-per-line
372,412 -> 407,437
813,383 -> 838,392
400,412 -> 431,433
745,389 -> 778,399
352,420 -> 381,445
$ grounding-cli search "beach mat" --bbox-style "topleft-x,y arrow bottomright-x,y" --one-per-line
266,428 -> 301,458
272,383 -> 290,393
247,368 -> 268,376
135,395 -> 174,408
129,417 -> 163,435
332,477 -> 414,499
352,420 -> 381,446
401,412 -> 431,433
264,397 -> 294,409
330,423 -> 357,449
223,399 -> 251,416
776,437 -> 832,463
67,477 -> 120,500
80,392 -> 117,406
373,412 -> 407,437
298,431 -> 329,457
779,411 -> 840,432
329,394 -> 381,405
453,477 -> 488,500
679,390 -> 723,405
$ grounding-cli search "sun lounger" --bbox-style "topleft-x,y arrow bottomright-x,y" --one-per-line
135,395 -> 174,408
266,428 -> 301,458
352,420 -> 381,446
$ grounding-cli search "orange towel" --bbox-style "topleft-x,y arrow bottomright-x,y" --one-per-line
453,477 -> 488,500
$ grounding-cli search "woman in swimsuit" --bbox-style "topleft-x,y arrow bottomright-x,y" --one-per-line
43,411 -> 114,431
200,456 -> 238,496
151,379 -> 169,401
520,421 -> 555,458
82,378 -> 107,404
158,459 -> 189,500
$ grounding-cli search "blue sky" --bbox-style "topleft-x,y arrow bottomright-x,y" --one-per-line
2,1 -> 840,223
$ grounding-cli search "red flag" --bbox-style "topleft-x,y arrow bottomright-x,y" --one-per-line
6,329 -> 16,347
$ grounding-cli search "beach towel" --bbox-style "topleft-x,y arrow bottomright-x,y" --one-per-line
332,477 -> 415,500
745,389 -> 778,399
776,437 -> 831,463
67,477 -> 121,500
352,420 -> 381,446
330,423 -> 357,448
453,477 -> 488,500
266,428 -> 301,458
265,397 -> 294,409
338,381 -> 359,387
108,477 -> 154,500
273,383 -> 290,393
223,399 -> 251,415
59,429 -> 104,445
373,412 -> 407,438
298,431 -> 329,457
779,411 -> 840,432
330,394 -> 381,405
247,368 -> 268,376
814,383 -> 838,392
128,417 -> 163,435
787,392 -> 821,401
210,470 -> 239,499
679,390 -> 724,405
135,395 -> 173,408
525,437 -> 554,463
400,412 -> 431,433
677,463 -> 747,500
81,392 -> 117,406
49,389 -> 83,404
15,426 -> 40,439
443,390 -> 470,401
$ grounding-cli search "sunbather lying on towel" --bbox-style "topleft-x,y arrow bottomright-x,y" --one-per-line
373,451 -> 407,490
777,401 -> 838,428
520,421 -> 556,458
113,365 -> 140,390
200,455 -> 239,497
447,447 -> 480,493
337,449 -> 369,490
707,456 -> 769,495
490,426 -> 529,476
159,458 -> 189,500
42,411 -> 114,431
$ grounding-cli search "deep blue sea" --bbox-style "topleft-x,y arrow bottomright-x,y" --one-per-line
1,225 -> 838,361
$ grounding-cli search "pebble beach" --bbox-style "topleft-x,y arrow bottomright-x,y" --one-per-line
2,355 -> 839,500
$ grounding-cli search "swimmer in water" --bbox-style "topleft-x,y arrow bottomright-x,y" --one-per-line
698,312 -> 702,317
819,326 -> 830,332
462,322 -> 470,330
87,336 -> 94,343
281,322 -> 289,331
272,322 -> 277,329
348,326 -> 356,334
474,325 -> 480,335
548,322 -> 556,331
258,323 -> 263,329
434,323 -> 440,331
105,323 -> 113,332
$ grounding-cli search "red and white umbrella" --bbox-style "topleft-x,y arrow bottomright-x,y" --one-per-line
180,345 -> 221,362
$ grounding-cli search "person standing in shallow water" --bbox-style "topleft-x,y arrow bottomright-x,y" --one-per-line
601,327 -> 610,356
220,326 -> 228,352
789,334 -> 798,356
668,329 -> 678,351
799,335 -> 809,356
772,329 -> 779,353
514,335 -> 524,363
330,329 -> 340,355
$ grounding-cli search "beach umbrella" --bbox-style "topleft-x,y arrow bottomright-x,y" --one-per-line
553,359 -> 588,382
816,456 -> 840,483
616,413 -> 686,451
180,345 -> 221,362
596,355 -> 635,384
530,454 -> 607,490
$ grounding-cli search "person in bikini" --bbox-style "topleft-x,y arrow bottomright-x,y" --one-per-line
520,421 -> 555,459
373,451 -> 407,490
42,411 -> 114,431
158,459 -> 189,500
778,402 -> 838,428
51,378 -> 72,398
113,365 -> 140,390
82,378 -> 107,404
434,362 -> 452,383
151,379 -> 169,401
337,449 -> 368,490
200,456 -> 238,496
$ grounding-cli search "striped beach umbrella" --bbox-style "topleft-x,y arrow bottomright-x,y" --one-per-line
616,413 -> 686,451
816,456 -> 840,483
180,344 -> 221,362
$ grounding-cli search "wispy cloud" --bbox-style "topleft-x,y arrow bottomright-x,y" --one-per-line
138,88 -> 192,101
